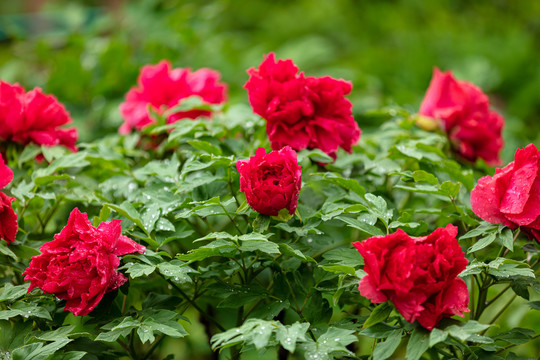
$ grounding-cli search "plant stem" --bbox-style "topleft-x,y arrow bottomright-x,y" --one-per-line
142,335 -> 165,360
481,293 -> 518,335
495,333 -> 540,354
484,284 -> 511,308
161,274 -> 225,331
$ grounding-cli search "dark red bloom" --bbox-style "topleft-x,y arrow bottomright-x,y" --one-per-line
0,192 -> 17,244
0,81 -> 78,152
353,224 -> 469,330
471,144 -> 540,242
236,146 -> 301,216
419,68 -> 504,166
244,53 -> 361,159
119,60 -> 227,134
23,208 -> 146,316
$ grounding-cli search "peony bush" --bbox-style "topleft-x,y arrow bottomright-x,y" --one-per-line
0,53 -> 539,360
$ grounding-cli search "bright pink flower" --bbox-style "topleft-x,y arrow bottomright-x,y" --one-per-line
0,192 -> 17,244
244,53 -> 361,159
23,208 -> 146,316
0,81 -> 77,152
353,224 -> 469,330
237,146 -> 302,216
419,68 -> 504,166
119,60 -> 227,134
0,155 -> 13,190
471,144 -> 540,242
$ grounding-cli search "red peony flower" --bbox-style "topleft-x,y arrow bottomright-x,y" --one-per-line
0,81 -> 78,152
0,192 -> 17,244
119,60 -> 227,134
471,144 -> 540,242
244,53 -> 361,159
236,146 -> 302,216
23,208 -> 146,316
419,68 -> 504,166
0,155 -> 13,190
353,224 -> 469,330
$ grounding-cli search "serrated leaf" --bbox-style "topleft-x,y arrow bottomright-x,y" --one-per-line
276,322 -> 309,353
125,263 -> 156,278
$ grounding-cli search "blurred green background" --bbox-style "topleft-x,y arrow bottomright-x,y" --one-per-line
1,0 -> 540,164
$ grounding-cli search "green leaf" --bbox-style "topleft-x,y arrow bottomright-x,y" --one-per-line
141,203 -> 161,234
105,202 -> 149,236
363,302 -> 393,329
445,320 -> 490,341
429,328 -> 448,347
144,320 -> 187,338
0,302 -> 52,321
315,172 -> 366,196
322,248 -> 363,267
440,181 -> 461,197
406,327 -> 429,360
499,228 -> 514,252
252,214 -> 271,233
460,222 -> 499,240
493,328 -> 535,344
137,323 -> 155,344
12,339 -> 72,360
319,264 -> 356,276
275,322 -> 309,353
157,261 -> 196,283
177,239 -> 237,261
487,260 -> 534,279
0,284 -> 30,302
279,243 -> 311,261
361,323 -> 402,338
187,139 -> 223,155
125,263 -> 156,278
0,241 -> 18,260
460,259 -> 486,277
298,149 -> 334,163
33,326 -> 75,342
373,329 -> 402,360
527,301 -> 540,310
97,317 -> 140,342
412,170 -> 438,185
365,193 -> 392,225
338,216 -> 385,236
468,232 -> 497,253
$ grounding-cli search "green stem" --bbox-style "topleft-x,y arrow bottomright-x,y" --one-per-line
484,284 -> 511,308
141,335 -> 165,360
481,293 -> 518,335
495,333 -> 540,354
220,203 -> 243,235
161,274 -> 225,331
